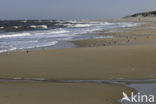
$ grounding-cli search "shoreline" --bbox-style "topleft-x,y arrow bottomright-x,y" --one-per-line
0,77 -> 156,103
0,21 -> 156,103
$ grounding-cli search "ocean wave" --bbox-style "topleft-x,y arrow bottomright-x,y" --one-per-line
46,34 -> 76,38
12,26 -> 21,29
57,37 -> 73,41
47,29 -> 69,34
66,20 -> 83,24
20,41 -> 58,49
89,21 -> 111,25
0,33 -> 31,39
29,25 -> 37,29
32,29 -> 70,36
38,25 -> 48,29
0,27 -> 4,29
21,20 -> 27,23
102,22 -> 113,25
64,24 -> 89,28
0,47 -> 16,53
0,20 -> 139,53
71,24 -> 92,28
65,22 -> 113,28
117,23 -> 138,28
29,25 -> 48,29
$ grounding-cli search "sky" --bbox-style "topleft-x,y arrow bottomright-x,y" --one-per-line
1,0 -> 156,20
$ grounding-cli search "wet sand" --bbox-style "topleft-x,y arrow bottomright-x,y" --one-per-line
0,82 -> 134,104
0,44 -> 156,80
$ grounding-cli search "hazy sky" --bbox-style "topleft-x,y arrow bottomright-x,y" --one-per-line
1,0 -> 156,20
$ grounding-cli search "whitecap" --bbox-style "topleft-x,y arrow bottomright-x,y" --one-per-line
0,47 -> 16,53
0,27 -> 4,29
29,25 -> 37,28
19,41 -> 58,50
103,22 -> 112,25
117,23 -> 139,28
38,25 -> 48,29
37,29 -> 69,35
48,29 -> 69,34
0,33 -> 31,39
12,26 -> 20,29
68,24 -> 92,28
21,20 -> 27,23
29,25 -> 48,29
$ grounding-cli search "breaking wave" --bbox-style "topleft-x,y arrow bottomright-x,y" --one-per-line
0,20 -> 139,53
0,33 -> 31,39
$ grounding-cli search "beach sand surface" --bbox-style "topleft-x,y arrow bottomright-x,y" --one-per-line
0,20 -> 156,104
0,82 -> 134,104
0,43 -> 156,80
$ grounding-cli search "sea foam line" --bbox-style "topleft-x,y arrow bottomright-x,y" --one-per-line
0,33 -> 31,39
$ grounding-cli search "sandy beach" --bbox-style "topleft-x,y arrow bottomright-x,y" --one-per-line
0,81 -> 135,104
0,20 -> 156,103
0,39 -> 156,80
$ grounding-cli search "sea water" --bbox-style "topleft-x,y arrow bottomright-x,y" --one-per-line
0,20 -> 138,53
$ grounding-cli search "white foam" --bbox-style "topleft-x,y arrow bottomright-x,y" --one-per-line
67,20 -> 82,24
37,25 -> 48,29
68,24 -> 92,28
0,33 -> 31,39
118,23 -> 138,28
0,27 -> 4,29
103,22 -> 111,25
21,20 -> 27,23
48,29 -> 69,34
95,35 -> 113,39
0,47 -> 16,53
29,25 -> 37,28
40,41 -> 58,47
12,26 -> 20,29
46,34 -> 76,38
29,25 -> 48,29
21,41 -> 58,49
35,29 -> 70,36
0,21 -> 139,53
